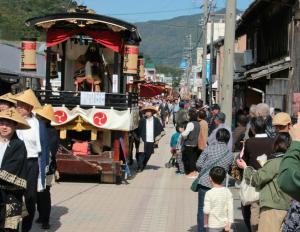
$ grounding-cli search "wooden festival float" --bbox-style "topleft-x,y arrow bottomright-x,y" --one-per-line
25,6 -> 142,183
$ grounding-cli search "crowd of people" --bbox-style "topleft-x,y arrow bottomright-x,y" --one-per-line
1,89 -> 300,232
0,90 -> 59,232
131,98 -> 300,232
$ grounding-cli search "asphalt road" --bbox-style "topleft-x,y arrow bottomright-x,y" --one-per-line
31,123 -> 247,232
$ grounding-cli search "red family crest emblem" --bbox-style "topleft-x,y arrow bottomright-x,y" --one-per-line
54,110 -> 68,123
93,112 -> 107,126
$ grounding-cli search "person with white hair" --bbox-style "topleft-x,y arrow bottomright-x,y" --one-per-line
244,105 -> 257,140
256,103 -> 277,138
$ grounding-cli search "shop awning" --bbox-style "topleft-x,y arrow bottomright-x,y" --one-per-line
139,84 -> 165,98
244,58 -> 291,80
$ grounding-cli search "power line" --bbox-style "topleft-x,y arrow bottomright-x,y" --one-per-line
108,7 -> 199,16
145,24 -> 199,29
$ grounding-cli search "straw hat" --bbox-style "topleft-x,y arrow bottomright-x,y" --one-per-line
141,105 -> 158,114
11,89 -> 42,109
273,112 -> 291,126
0,93 -> 16,105
0,108 -> 30,129
34,104 -> 56,122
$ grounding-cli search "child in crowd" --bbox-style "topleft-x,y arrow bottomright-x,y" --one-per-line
204,166 -> 233,232
175,124 -> 185,174
167,126 -> 181,168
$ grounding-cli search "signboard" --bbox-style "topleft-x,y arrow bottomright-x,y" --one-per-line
206,59 -> 211,83
127,76 -> 134,84
179,60 -> 188,69
80,92 -> 105,106
112,74 -> 118,93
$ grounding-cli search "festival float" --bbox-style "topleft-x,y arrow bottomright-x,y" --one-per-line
25,6 -> 142,183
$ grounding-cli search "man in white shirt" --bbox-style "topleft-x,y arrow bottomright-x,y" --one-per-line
137,106 -> 164,172
12,89 -> 42,232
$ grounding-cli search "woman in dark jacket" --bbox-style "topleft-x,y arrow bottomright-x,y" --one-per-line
0,108 -> 29,231
242,116 -> 275,231
180,109 -> 200,178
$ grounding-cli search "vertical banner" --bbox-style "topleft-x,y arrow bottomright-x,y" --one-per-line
138,56 -> 145,80
123,44 -> 138,74
206,59 -> 211,83
21,40 -> 37,72
112,74 -> 119,93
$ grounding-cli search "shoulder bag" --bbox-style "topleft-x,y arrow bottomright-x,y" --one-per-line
240,175 -> 260,206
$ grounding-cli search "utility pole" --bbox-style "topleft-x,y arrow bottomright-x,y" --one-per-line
201,0 -> 208,104
209,14 -> 214,106
186,34 -> 192,89
222,0 -> 236,127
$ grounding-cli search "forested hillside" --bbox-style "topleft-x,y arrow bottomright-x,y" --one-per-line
0,1 -> 242,69
0,0 -> 76,40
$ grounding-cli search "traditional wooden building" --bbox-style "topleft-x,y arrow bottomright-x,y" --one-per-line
235,0 -> 296,112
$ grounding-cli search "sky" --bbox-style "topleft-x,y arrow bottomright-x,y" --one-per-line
81,0 -> 254,23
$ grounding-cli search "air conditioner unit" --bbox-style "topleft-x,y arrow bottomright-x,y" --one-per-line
243,50 -> 254,66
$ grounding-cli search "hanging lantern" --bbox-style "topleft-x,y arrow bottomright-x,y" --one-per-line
50,52 -> 58,79
21,39 -> 37,72
138,56 -> 145,80
123,44 -> 138,74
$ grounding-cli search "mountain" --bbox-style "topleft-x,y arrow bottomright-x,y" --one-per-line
136,14 -> 202,67
136,9 -> 243,67
0,1 -> 241,69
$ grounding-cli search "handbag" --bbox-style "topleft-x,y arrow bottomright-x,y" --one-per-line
240,175 -> 260,206
191,150 -> 230,192
228,143 -> 245,181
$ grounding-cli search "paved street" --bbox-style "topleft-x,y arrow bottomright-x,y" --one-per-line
31,124 -> 246,232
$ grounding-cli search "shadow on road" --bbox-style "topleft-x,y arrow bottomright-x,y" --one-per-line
144,164 -> 161,170
232,218 -> 248,231
187,225 -> 197,232
57,174 -> 101,184
48,206 -> 68,232
187,220 -> 247,232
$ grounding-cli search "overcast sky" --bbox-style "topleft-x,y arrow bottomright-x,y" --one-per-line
82,0 -> 254,23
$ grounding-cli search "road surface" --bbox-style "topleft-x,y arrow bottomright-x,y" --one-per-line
31,124 -> 246,232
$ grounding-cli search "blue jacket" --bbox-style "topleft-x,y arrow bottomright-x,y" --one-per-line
38,120 -> 49,190
170,132 -> 180,148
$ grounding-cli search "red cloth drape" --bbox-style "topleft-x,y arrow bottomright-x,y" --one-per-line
46,28 -> 123,53
139,84 -> 165,98
86,30 -> 123,53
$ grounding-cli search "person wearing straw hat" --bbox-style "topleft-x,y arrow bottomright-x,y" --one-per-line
11,89 -> 44,232
0,108 -> 29,231
34,105 -> 59,230
0,93 -> 16,112
137,105 -> 164,172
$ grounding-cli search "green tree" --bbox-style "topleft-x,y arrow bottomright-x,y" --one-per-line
155,64 -> 182,77
155,64 -> 182,88
0,0 -> 77,41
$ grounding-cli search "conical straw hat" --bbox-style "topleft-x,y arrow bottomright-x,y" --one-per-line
0,93 -> 16,105
34,104 -> 56,122
11,89 -> 41,109
141,105 -> 158,114
0,108 -> 30,129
